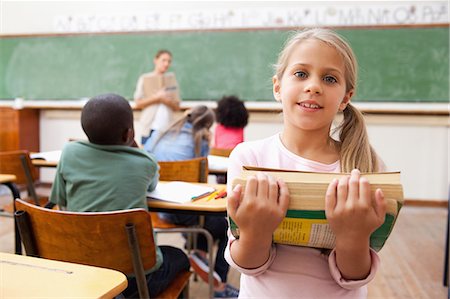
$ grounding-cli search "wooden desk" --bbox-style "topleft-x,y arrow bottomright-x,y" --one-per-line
0,174 -> 22,254
147,186 -> 227,216
0,252 -> 127,298
31,159 -> 58,168
0,174 -> 17,184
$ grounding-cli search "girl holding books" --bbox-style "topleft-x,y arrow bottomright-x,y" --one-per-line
225,28 -> 387,298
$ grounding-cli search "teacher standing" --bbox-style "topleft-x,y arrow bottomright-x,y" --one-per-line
134,49 -> 181,145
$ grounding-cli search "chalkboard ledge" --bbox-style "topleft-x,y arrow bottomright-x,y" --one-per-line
0,100 -> 448,116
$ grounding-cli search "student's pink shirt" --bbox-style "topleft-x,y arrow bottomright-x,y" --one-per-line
214,124 -> 244,149
225,134 -> 380,298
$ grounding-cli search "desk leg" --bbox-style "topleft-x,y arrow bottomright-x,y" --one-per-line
4,182 -> 22,254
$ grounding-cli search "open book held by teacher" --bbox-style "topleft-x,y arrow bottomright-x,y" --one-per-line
229,166 -> 404,252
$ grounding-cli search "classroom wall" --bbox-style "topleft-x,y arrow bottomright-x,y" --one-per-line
2,1 -> 448,35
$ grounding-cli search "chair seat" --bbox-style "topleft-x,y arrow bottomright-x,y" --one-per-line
150,212 -> 185,229
156,271 -> 191,299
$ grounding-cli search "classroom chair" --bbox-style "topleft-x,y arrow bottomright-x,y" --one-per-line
209,148 -> 232,184
152,156 -> 216,297
158,156 -> 209,183
14,198 -> 191,299
0,150 -> 48,208
209,147 -> 233,157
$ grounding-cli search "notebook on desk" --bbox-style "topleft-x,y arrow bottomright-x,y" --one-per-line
30,150 -> 62,162
147,181 -> 215,204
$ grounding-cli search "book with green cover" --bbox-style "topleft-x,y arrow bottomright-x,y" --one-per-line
229,166 -> 404,252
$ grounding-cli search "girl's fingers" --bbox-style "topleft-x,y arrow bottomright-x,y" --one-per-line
359,177 -> 371,206
267,174 -> 279,202
336,175 -> 349,208
277,179 -> 290,212
256,172 -> 269,199
227,184 -> 242,219
325,178 -> 339,215
348,169 -> 360,203
245,175 -> 258,201
374,188 -> 387,219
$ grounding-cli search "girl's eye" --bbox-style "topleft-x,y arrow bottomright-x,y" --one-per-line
294,71 -> 307,79
324,76 -> 337,84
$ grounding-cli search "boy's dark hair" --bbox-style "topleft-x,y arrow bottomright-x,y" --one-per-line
81,93 -> 133,145
215,95 -> 249,128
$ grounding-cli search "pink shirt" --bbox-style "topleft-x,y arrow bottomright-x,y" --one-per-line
214,124 -> 244,149
225,134 -> 380,298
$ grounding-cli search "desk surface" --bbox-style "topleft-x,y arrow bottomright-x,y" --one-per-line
0,252 -> 127,298
31,159 -> 58,167
148,183 -> 227,214
0,174 -> 16,183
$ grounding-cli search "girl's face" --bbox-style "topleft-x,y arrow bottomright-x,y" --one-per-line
273,39 -> 353,133
154,53 -> 172,74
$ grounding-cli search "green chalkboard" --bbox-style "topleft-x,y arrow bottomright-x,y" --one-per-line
0,27 -> 448,102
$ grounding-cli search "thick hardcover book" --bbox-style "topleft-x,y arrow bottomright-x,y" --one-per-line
229,166 -> 404,252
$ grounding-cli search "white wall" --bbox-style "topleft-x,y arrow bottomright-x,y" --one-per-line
2,1 -> 448,34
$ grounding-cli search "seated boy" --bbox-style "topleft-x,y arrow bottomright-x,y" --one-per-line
49,93 -> 190,298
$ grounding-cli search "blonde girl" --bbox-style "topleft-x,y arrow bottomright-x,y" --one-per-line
225,28 -> 386,298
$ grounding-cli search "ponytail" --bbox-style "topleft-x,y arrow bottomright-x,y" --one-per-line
188,106 -> 215,157
337,104 -> 379,172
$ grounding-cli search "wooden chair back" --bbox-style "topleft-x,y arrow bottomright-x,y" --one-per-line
0,150 -> 37,186
158,156 -> 208,183
14,199 -> 157,274
209,147 -> 233,157
0,150 -> 40,205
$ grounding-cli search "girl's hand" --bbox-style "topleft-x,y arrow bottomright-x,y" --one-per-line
227,173 -> 290,269
227,173 -> 290,241
325,169 -> 386,247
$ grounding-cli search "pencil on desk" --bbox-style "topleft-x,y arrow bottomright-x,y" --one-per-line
214,190 -> 227,199
191,191 -> 214,201
205,191 -> 219,201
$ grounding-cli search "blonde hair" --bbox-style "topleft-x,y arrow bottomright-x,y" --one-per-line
152,105 -> 215,157
274,28 -> 379,172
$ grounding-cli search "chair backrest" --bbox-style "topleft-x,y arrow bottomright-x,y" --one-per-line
0,150 -> 40,204
0,150 -> 37,186
158,157 -> 208,183
14,199 -> 157,275
209,147 -> 233,157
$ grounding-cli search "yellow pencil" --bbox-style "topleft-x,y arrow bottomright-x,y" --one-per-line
205,191 -> 219,201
